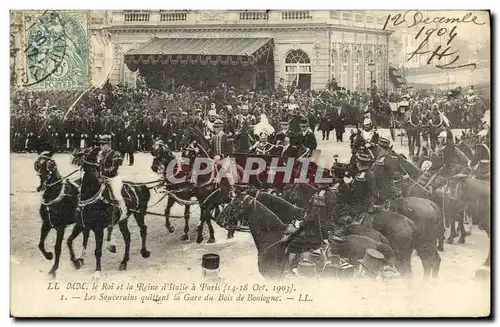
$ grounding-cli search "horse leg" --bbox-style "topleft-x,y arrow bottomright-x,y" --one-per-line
180,205 -> 190,241
206,215 -> 216,244
483,228 -> 490,267
93,228 -> 104,280
447,217 -> 456,244
465,210 -> 473,236
48,228 -> 65,278
118,220 -> 131,270
133,212 -> 150,258
38,220 -> 53,260
67,224 -> 84,269
458,212 -> 466,244
76,228 -> 90,266
106,226 -> 116,253
431,249 -> 441,278
416,247 -> 432,280
164,198 -> 175,233
195,209 -> 206,244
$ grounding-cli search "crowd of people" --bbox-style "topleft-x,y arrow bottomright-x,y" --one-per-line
10,79 -> 489,158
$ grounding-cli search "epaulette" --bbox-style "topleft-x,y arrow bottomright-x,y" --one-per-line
375,156 -> 385,166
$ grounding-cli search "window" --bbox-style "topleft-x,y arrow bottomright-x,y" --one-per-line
355,14 -> 363,23
365,50 -> 374,88
330,11 -> 341,19
353,50 -> 361,90
366,16 -> 374,24
284,49 -> 312,89
331,50 -> 337,80
341,50 -> 349,89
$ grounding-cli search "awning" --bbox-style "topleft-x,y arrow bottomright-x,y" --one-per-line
389,66 -> 409,88
124,37 -> 274,70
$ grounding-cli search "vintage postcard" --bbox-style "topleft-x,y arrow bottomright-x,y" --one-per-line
10,9 -> 490,317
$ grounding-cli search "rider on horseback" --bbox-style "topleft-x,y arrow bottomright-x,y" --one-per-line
97,134 -> 128,220
211,119 -> 236,198
373,138 -> 403,206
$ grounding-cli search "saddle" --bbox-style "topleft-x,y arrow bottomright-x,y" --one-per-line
104,183 -> 139,211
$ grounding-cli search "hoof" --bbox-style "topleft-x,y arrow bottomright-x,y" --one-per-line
166,225 -> 175,233
483,259 -> 490,267
48,270 -> 56,279
44,252 -> 53,261
466,231 -> 472,236
446,238 -> 454,244
458,237 -> 465,244
180,234 -> 189,241
141,249 -> 151,258
73,259 -> 82,270
92,271 -> 101,282
119,262 -> 127,271
77,258 -> 84,267
207,238 -> 215,244
106,244 -> 117,253
227,233 -> 234,239
195,235 -> 204,244
437,244 -> 444,252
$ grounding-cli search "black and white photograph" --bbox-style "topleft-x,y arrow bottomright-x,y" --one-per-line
9,8 -> 491,317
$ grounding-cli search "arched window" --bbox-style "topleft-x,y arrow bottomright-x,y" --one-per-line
353,50 -> 361,90
284,49 -> 312,90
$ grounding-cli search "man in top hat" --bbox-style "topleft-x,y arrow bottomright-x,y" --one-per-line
97,134 -> 128,220
332,102 -> 347,142
373,137 -> 403,205
211,119 -> 235,197
298,117 -> 317,153
274,120 -> 296,145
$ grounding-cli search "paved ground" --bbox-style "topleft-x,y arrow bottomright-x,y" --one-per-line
10,129 -> 490,317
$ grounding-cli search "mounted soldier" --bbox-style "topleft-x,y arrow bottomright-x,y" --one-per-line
210,119 -> 235,198
96,134 -> 127,221
372,138 -> 403,206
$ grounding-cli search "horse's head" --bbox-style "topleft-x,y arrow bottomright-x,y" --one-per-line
34,151 -> 59,187
150,140 -> 175,175
215,190 -> 249,230
80,147 -> 101,179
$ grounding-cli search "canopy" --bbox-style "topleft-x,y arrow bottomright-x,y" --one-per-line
125,37 -> 274,70
389,66 -> 409,88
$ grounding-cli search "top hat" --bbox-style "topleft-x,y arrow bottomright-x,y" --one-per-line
202,253 -> 220,270
213,119 -> 224,128
99,134 -> 112,144
378,137 -> 391,149
358,249 -> 385,275
328,235 -> 346,255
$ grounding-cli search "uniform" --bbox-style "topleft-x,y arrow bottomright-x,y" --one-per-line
97,135 -> 127,219
373,138 -> 402,204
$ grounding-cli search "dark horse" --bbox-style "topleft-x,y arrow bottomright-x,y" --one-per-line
151,133 -> 242,243
34,152 -> 89,278
404,108 -> 422,158
66,147 -> 151,278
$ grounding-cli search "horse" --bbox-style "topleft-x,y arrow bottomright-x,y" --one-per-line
403,108 -> 422,157
34,152 -> 89,278
214,191 -> 298,279
66,147 -> 151,278
151,136 -> 241,243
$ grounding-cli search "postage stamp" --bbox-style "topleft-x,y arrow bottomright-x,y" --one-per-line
10,9 -> 491,318
23,11 -> 90,89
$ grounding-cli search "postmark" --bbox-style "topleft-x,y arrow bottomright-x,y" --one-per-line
23,11 -> 90,89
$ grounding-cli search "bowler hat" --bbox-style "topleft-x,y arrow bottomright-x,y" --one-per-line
296,260 -> 316,277
99,134 -> 112,144
358,249 -> 385,275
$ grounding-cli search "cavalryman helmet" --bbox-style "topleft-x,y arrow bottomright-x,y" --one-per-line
378,137 -> 391,150
99,134 -> 112,144
363,118 -> 372,126
213,119 -> 224,128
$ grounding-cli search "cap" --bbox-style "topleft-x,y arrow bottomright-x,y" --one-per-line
202,253 -> 220,270
356,153 -> 372,163
99,134 -> 112,144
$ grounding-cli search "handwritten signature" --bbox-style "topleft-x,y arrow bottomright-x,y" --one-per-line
383,11 -> 487,70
